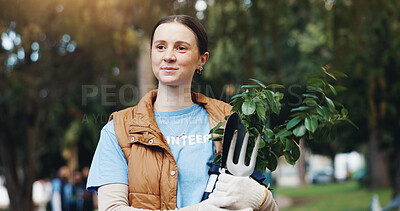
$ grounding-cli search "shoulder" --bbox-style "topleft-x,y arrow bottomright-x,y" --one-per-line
207,97 -> 232,115
108,106 -> 137,124
192,92 -> 232,117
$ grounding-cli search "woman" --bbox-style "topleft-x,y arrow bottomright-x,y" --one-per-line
87,15 -> 278,211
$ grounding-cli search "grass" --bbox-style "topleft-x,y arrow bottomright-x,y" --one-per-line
274,181 -> 393,211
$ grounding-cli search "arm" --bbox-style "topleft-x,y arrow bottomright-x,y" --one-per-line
98,184 -> 136,211
98,184 -> 251,211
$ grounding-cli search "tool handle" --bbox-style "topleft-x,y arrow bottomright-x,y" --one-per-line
201,162 -> 221,201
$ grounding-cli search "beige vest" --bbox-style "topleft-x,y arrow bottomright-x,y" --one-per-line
109,90 -> 232,210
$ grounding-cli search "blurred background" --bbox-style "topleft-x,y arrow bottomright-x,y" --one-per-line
0,0 -> 399,210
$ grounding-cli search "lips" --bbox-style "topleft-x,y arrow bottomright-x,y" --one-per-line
161,67 -> 178,73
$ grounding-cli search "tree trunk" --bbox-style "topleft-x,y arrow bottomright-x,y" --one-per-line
297,139 -> 307,186
0,120 -> 35,211
67,143 -> 79,180
367,129 -> 390,190
138,38 -> 155,98
393,130 -> 400,198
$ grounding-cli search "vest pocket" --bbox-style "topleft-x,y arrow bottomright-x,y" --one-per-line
129,192 -> 161,210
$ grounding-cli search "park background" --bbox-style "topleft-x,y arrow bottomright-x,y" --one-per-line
0,0 -> 399,210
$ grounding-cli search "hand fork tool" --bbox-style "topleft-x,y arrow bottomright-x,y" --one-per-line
221,112 -> 261,177
226,131 -> 261,177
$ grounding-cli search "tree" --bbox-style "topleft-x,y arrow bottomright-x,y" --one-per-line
0,0 -> 142,209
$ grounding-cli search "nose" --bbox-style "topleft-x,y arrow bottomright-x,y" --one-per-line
163,48 -> 176,62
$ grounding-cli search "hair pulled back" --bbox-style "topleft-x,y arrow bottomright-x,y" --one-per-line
150,15 -> 208,55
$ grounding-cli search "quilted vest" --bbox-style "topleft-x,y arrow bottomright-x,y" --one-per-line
109,90 -> 232,210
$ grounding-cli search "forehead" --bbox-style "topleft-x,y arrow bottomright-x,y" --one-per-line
153,22 -> 197,44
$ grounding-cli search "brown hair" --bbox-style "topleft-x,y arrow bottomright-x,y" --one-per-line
150,15 -> 208,55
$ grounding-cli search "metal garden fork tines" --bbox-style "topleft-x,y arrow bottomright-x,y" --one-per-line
226,130 -> 261,177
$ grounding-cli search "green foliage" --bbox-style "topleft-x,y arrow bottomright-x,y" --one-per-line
210,67 -> 355,173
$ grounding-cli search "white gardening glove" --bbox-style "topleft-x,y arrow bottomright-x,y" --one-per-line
196,197 -> 252,211
210,172 -> 266,210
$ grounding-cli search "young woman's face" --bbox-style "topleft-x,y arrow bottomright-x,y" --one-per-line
151,22 -> 208,87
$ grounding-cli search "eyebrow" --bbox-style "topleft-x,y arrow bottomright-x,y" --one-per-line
153,40 -> 192,46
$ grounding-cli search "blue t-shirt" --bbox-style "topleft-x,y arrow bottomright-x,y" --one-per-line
87,104 -> 213,209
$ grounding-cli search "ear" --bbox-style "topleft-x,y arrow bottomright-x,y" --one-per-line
199,52 -> 209,67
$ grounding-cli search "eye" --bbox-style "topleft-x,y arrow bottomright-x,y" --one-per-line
177,46 -> 187,51
156,45 -> 165,50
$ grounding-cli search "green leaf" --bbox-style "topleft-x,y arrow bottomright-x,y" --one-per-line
303,98 -> 318,106
289,112 -> 308,119
275,92 -> 284,101
213,154 -> 222,163
229,98 -> 239,104
275,128 -> 292,138
249,78 -> 267,88
328,84 -> 337,96
242,101 -> 256,115
325,96 -> 335,111
264,90 -> 274,103
307,85 -> 324,94
242,119 -> 250,128
265,128 -> 274,138
334,85 -> 347,92
241,85 -> 260,89
307,78 -> 325,86
256,101 -> 266,119
284,152 -> 296,165
265,152 -> 278,171
266,84 -> 285,89
250,127 -> 260,135
330,70 -> 348,78
270,100 -> 280,115
281,137 -> 291,151
291,106 -> 310,112
259,138 -> 266,148
305,115 -> 318,133
271,139 -> 284,153
302,93 -> 319,99
231,93 -> 247,100
316,106 -> 330,119
341,108 -> 348,116
292,141 -> 301,160
286,116 -> 302,130
209,122 -> 224,134
209,136 -> 223,142
232,100 -> 243,112
293,124 -> 306,137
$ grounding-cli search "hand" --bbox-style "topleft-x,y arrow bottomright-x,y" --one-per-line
196,197 -> 252,211
210,172 -> 266,210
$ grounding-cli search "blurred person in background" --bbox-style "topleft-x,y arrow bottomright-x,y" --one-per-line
82,167 -> 96,211
33,179 -> 52,211
71,171 -> 85,211
87,15 -> 278,211
51,166 -> 72,211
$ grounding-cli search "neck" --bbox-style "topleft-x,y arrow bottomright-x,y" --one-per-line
154,83 -> 194,111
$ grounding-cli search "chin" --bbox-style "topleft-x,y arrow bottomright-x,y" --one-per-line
159,78 -> 190,87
